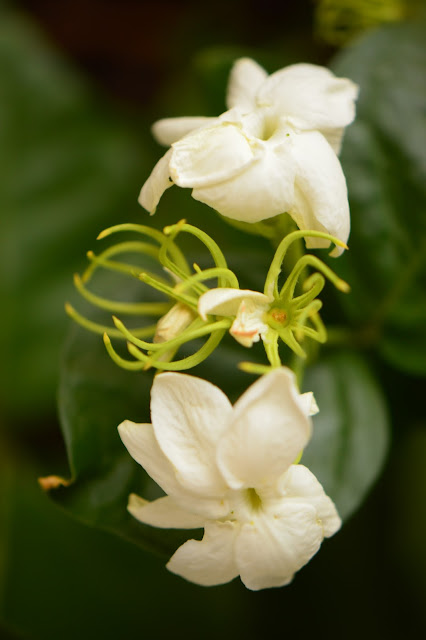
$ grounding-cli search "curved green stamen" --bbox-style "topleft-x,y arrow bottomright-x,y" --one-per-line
65,304 -> 157,339
164,222 -> 229,286
82,241 -> 161,283
73,273 -> 171,316
138,272 -> 198,309
264,230 -> 347,298
97,222 -> 188,273
127,328 -> 227,371
85,251 -> 166,284
175,267 -> 239,293
280,254 -> 349,303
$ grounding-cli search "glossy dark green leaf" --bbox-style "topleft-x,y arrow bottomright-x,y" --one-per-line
0,10 -> 147,420
302,351 -> 390,520
56,325 -> 196,557
0,439 -> 251,640
329,21 -> 426,375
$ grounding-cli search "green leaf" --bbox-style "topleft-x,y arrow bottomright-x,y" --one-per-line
0,440 -> 249,640
56,326 -> 195,557
329,21 -> 426,375
302,351 -> 390,520
0,10 -> 146,420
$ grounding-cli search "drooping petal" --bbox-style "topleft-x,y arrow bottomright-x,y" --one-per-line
299,392 -> 319,417
279,465 -> 341,538
138,148 -> 173,214
226,57 -> 268,111
257,63 -> 358,134
192,131 -> 296,222
217,368 -> 312,490
128,493 -> 206,529
170,122 -> 255,188
288,130 -> 350,256
235,504 -> 323,590
198,288 -> 271,321
152,116 -> 215,146
119,420 -> 229,520
167,521 -> 239,586
151,372 -> 232,496
118,420 -> 182,497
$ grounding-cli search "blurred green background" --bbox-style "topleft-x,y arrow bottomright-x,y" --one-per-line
1,1 -> 426,638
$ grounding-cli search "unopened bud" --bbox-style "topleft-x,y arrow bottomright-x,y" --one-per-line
154,303 -> 196,343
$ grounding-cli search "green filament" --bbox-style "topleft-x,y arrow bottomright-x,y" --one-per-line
65,304 -> 157,339
73,273 -> 171,316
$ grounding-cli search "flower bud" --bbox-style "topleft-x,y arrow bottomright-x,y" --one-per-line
153,303 -> 196,344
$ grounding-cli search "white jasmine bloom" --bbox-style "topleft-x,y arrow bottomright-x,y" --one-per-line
140,58 -> 358,255
119,368 -> 340,590
198,288 -> 272,347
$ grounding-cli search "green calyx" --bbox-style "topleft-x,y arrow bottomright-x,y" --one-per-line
239,229 -> 350,370
66,221 -> 238,373
65,221 -> 349,376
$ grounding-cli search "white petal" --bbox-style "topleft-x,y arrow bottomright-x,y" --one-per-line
226,57 -> 268,111
138,148 -> 173,214
118,420 -> 181,497
257,63 -> 358,133
192,131 -> 296,222
167,521 -> 239,586
299,392 -> 319,417
151,372 -> 232,495
230,299 -> 270,348
235,505 -> 323,590
152,116 -> 215,146
119,420 -> 229,521
217,368 -> 312,489
170,122 -> 255,188
320,127 -> 345,155
288,130 -> 350,256
128,493 -> 206,529
198,288 -> 271,321
279,465 -> 341,537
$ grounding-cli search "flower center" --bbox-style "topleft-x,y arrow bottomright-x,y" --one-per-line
265,306 -> 290,331
259,113 -> 280,141
269,308 -> 288,324
246,487 -> 262,512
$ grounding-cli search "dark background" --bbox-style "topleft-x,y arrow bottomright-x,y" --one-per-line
1,1 -> 425,638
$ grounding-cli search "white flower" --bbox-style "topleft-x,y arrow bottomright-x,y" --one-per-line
139,58 -> 358,255
198,288 -> 272,347
118,368 -> 340,590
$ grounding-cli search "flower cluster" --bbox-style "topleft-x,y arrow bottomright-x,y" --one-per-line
67,57 -> 358,590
